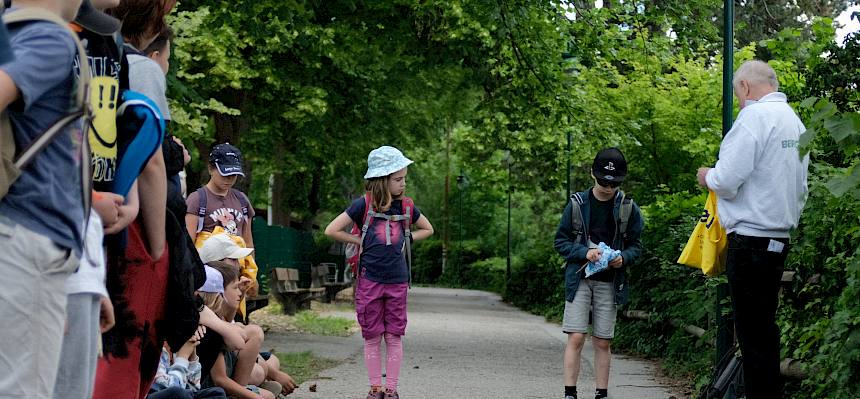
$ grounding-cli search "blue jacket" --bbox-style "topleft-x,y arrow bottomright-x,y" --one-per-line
554,189 -> 644,305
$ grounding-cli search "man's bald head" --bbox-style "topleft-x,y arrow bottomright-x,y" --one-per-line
733,60 -> 779,108
733,60 -> 779,92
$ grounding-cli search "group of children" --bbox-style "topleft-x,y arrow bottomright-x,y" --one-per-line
0,1 -> 298,398
2,0 -> 644,398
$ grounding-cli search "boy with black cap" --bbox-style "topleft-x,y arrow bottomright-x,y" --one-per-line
554,147 -> 644,399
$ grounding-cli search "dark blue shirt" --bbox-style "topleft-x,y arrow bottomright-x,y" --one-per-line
0,17 -> 84,255
346,197 -> 421,284
0,22 -> 12,64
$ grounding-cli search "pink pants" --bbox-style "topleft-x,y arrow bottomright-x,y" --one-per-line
354,277 -> 408,339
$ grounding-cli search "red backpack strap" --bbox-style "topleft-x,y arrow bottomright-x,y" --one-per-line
354,192 -> 374,274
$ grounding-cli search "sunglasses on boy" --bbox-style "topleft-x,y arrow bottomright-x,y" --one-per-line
596,178 -> 621,188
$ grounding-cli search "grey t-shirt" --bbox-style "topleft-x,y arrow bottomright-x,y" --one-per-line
0,18 -> 84,255
126,52 -> 170,120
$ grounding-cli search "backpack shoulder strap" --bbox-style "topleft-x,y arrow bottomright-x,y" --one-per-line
569,192 -> 585,243
618,191 -> 634,240
401,196 -> 414,287
358,192 -> 374,243
232,188 -> 250,217
196,187 -> 207,233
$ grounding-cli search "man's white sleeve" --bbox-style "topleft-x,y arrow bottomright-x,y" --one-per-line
706,121 -> 759,200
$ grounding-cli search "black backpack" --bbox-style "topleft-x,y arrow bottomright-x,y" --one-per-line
699,345 -> 745,399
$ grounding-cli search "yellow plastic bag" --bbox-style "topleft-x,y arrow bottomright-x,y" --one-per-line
678,190 -> 727,276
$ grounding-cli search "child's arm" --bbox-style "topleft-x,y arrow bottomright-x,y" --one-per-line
198,305 -> 246,350
411,214 -> 434,241
186,356 -> 202,391
211,353 -> 263,399
150,347 -> 184,391
105,180 -> 139,235
324,212 -> 361,245
0,70 -> 18,110
554,202 -> 590,264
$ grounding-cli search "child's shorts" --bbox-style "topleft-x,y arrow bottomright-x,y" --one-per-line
354,277 -> 408,339
562,279 -> 617,339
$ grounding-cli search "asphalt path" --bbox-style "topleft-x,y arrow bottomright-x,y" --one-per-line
268,287 -> 683,399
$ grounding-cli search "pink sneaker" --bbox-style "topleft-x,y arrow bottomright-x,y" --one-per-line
366,389 -> 384,399
384,388 -> 400,399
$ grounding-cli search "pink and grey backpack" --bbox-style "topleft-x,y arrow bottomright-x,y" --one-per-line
345,192 -> 414,286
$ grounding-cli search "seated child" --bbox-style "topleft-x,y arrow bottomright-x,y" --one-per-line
148,324 -> 227,399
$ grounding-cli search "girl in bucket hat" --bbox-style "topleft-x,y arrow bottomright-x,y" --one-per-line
325,146 -> 435,399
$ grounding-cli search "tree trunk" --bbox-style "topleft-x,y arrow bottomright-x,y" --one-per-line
270,172 -> 291,227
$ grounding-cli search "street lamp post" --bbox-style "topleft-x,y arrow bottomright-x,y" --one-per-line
717,0 -> 735,372
501,151 -> 513,290
457,171 -> 466,285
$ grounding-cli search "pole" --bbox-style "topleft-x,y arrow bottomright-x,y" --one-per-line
457,171 -> 463,285
442,127 -> 450,276
566,131 -> 571,198
716,0 -> 735,372
506,162 -> 512,289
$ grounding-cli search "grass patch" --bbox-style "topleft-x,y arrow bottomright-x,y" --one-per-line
292,310 -> 356,337
276,351 -> 340,385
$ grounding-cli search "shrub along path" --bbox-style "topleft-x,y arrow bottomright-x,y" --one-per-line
268,287 -> 682,398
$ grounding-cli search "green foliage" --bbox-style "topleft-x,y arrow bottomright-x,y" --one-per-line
169,0 -> 860,394
291,311 -> 356,337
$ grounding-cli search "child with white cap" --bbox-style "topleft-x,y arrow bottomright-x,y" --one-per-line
325,146 -> 435,399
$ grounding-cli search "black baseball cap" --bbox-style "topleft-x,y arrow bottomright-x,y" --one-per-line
592,147 -> 627,182
208,143 -> 245,177
75,0 -> 121,36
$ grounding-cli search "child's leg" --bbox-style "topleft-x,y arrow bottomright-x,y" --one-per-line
53,293 -> 101,399
265,354 -> 297,393
355,277 -> 387,390
233,324 -> 264,385
250,360 -> 266,386
383,333 -> 403,392
381,282 -> 409,392
364,334 -> 384,388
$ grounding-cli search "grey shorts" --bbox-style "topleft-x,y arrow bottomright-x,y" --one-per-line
562,279 -> 617,339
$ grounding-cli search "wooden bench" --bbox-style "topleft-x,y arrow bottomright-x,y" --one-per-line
268,267 -> 327,314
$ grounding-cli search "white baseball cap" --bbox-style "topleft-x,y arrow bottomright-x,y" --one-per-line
198,234 -> 254,264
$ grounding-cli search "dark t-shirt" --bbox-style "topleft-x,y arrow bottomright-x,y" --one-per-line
0,22 -> 12,64
185,187 -> 255,236
74,25 -> 130,193
197,330 -> 224,386
346,197 -> 421,284
585,189 -> 616,282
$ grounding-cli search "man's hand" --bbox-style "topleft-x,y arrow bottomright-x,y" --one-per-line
609,256 -> 623,268
99,296 -> 115,333
697,167 -> 712,188
586,248 -> 602,262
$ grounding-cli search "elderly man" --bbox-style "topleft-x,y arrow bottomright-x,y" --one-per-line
696,60 -> 809,398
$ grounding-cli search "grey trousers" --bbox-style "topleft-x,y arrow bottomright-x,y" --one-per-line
0,218 -> 78,398
53,293 -> 101,399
